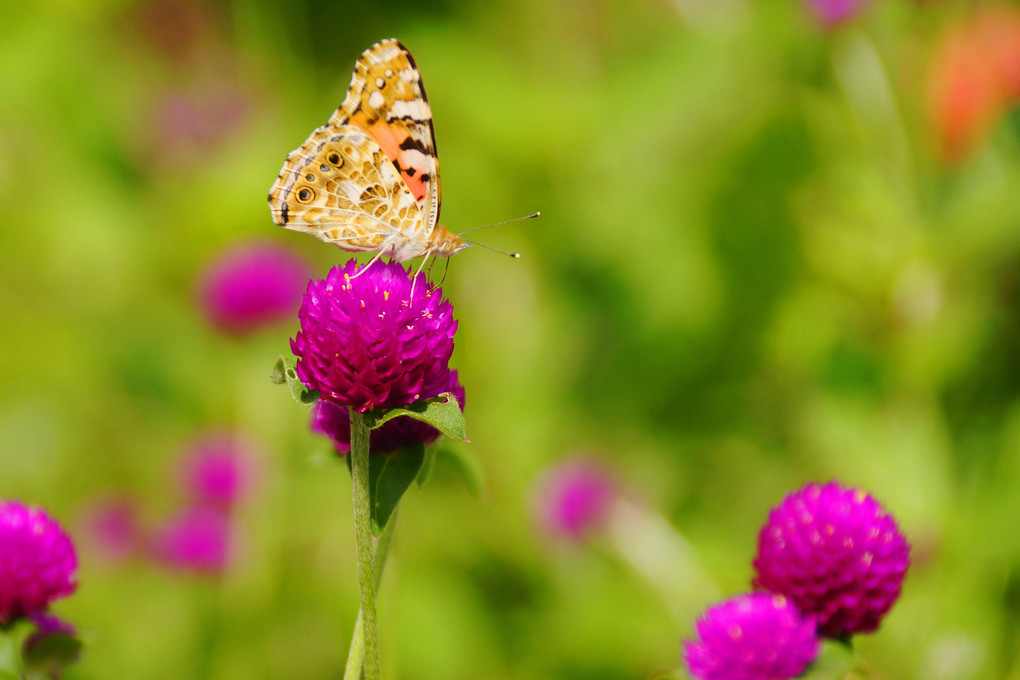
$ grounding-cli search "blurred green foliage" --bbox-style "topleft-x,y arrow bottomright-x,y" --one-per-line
2,0 -> 1020,678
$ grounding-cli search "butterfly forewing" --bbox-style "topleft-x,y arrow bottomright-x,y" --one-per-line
330,39 -> 441,230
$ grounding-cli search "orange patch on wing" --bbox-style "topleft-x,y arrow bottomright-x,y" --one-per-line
350,112 -> 427,201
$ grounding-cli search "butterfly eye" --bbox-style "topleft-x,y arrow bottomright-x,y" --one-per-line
296,187 -> 315,203
328,153 -> 342,166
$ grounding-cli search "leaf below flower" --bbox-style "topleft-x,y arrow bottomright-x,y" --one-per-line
272,355 -> 319,405
23,634 -> 82,677
368,443 -> 425,535
365,392 -> 467,442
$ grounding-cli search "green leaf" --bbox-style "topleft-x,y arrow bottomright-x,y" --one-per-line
271,355 -> 319,406
433,444 -> 485,497
23,634 -> 81,676
415,446 -> 437,487
799,639 -> 855,680
365,392 -> 467,441
368,443 -> 425,535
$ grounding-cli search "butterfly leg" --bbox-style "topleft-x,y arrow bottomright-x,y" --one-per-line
409,253 -> 432,299
347,250 -> 388,280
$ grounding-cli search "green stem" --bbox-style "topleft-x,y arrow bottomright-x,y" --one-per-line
348,409 -> 380,680
0,624 -> 24,679
343,509 -> 398,680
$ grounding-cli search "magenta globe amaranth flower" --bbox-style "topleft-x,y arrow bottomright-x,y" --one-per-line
806,0 -> 869,27
314,371 -> 465,454
684,593 -> 819,680
533,457 -> 618,540
152,505 -> 231,574
180,432 -> 257,508
199,241 -> 312,335
752,481 -> 911,638
0,501 -> 77,624
291,259 -> 458,413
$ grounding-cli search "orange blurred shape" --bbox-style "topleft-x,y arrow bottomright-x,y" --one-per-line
928,5 -> 1020,164
976,6 -> 1020,99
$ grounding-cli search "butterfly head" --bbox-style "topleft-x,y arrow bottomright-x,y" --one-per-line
430,225 -> 472,257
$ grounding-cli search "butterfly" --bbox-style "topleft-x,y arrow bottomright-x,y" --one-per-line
267,39 -> 470,264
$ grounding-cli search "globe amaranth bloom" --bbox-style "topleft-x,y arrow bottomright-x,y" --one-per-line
199,240 -> 312,335
533,457 -> 618,540
179,432 -> 257,508
805,0 -> 868,27
752,481 -> 910,637
0,501 -> 78,624
291,259 -> 458,413
684,592 -> 819,680
78,495 -> 142,564
313,371 -> 465,454
152,505 -> 231,574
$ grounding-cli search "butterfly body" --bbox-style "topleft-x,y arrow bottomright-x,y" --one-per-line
268,39 -> 469,261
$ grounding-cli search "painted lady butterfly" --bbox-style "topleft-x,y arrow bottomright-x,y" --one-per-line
267,39 -> 469,263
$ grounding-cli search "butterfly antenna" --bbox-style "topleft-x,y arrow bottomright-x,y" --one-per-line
457,211 -> 540,236
464,240 -> 521,259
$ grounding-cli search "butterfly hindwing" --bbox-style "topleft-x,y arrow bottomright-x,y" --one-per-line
267,125 -> 421,253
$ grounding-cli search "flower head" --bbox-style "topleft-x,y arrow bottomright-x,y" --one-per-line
805,0 -> 868,27
684,593 -> 819,680
199,241 -> 312,335
152,505 -> 231,574
752,481 -> 911,637
534,457 -> 618,540
291,259 -> 458,413
313,371 -> 465,454
180,432 -> 256,508
0,501 -> 77,624
78,495 -> 142,564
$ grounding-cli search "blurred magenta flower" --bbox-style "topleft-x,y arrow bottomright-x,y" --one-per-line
684,593 -> 819,680
534,457 -> 618,540
180,432 -> 257,508
313,372 -> 465,454
752,481 -> 910,637
199,241 -> 312,335
152,505 -> 231,574
291,260 -> 458,413
155,85 -> 250,153
0,501 -> 77,624
78,496 -> 142,564
805,0 -> 868,27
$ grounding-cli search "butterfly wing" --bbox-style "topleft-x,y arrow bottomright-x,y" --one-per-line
268,39 -> 444,259
267,124 -> 423,256
329,39 -> 441,235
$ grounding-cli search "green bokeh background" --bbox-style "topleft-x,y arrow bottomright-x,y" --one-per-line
3,0 -> 1020,678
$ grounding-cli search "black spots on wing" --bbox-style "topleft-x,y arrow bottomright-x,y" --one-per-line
419,173 -> 430,184
305,173 -> 315,182
297,188 -> 313,203
399,136 -> 428,154
281,202 -> 289,224
328,152 -> 342,166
